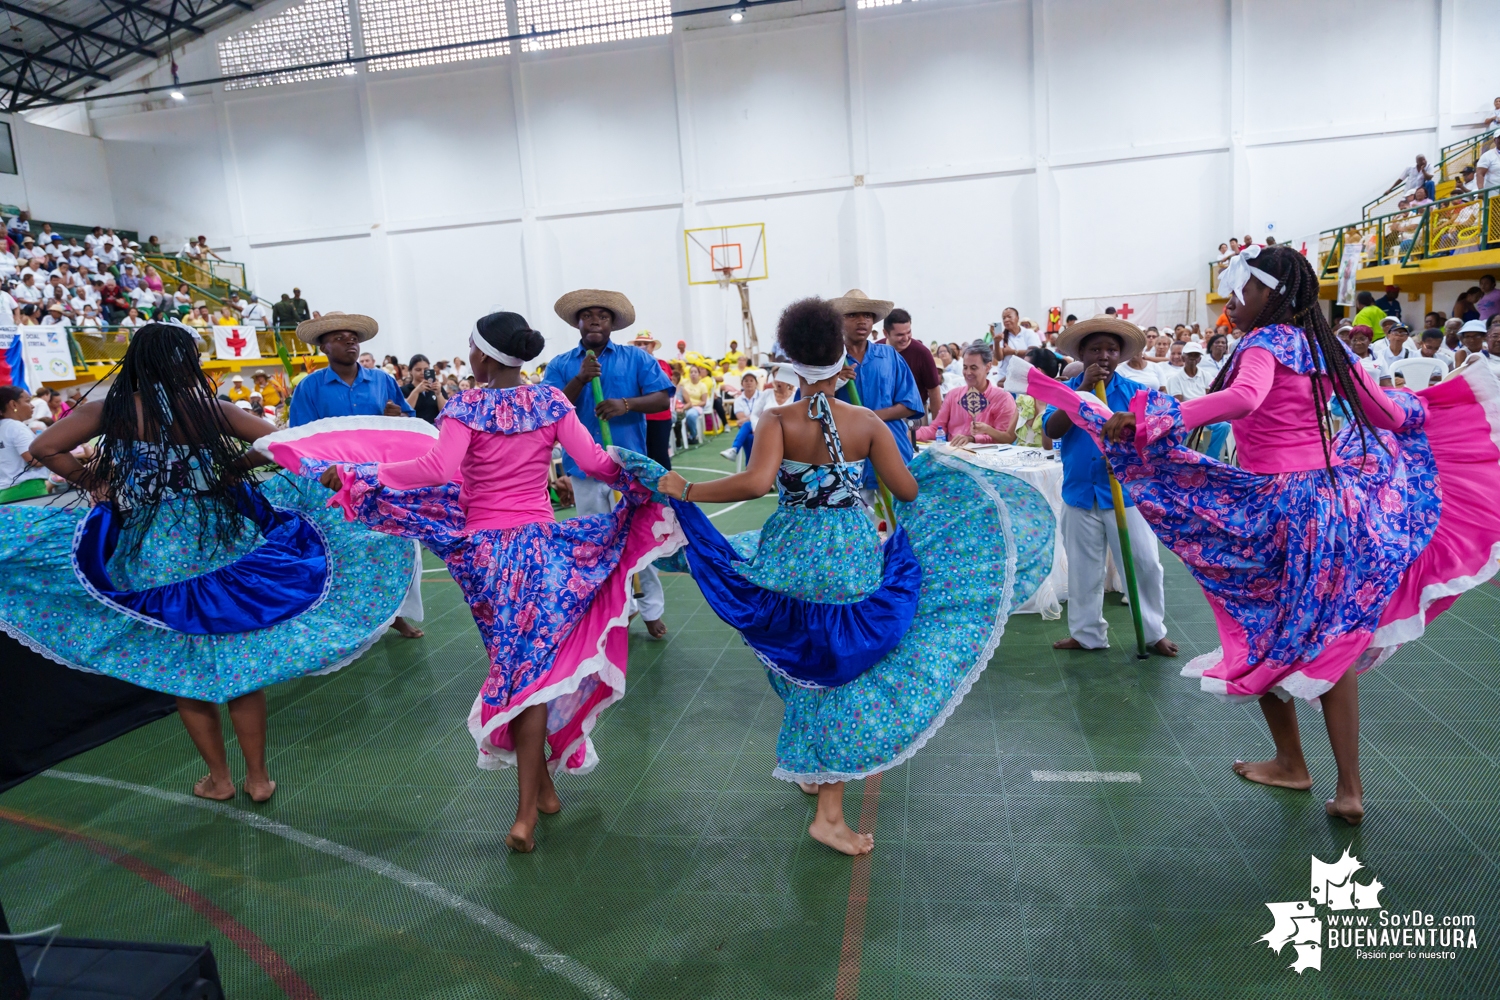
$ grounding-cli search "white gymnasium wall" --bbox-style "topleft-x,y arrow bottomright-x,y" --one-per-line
57,0 -> 1498,363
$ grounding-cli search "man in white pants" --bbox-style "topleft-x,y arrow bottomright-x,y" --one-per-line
1043,316 -> 1177,656
543,289 -> 674,638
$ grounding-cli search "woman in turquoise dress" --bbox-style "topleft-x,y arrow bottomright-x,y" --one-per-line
3,323 -> 414,802
653,298 -> 1053,855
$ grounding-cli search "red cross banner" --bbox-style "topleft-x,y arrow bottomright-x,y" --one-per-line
214,325 -> 262,361
1061,290 -> 1194,330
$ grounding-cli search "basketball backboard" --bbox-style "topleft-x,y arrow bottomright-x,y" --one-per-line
685,223 -> 768,285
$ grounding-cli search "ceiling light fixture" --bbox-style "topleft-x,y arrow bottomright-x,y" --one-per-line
730,1 -> 748,20
169,89 -> 185,100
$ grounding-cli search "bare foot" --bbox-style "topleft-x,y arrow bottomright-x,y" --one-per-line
798,781 -> 819,795
1325,793 -> 1365,825
1052,637 -> 1098,651
242,778 -> 277,803
1232,758 -> 1313,790
1150,637 -> 1179,657
505,819 -> 537,853
538,781 -> 563,816
391,617 -> 424,639
192,775 -> 235,801
645,618 -> 668,640
809,816 -> 874,856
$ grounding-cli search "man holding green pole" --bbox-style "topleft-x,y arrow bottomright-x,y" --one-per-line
544,288 -> 673,639
1042,316 -> 1177,657
829,289 -> 924,510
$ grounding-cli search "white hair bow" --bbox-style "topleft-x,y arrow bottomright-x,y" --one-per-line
1217,245 -> 1283,304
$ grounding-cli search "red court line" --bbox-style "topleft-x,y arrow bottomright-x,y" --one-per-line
833,772 -> 882,1000
0,808 -> 321,1000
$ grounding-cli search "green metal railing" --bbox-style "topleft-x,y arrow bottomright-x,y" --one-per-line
1315,185 -> 1500,278
1439,126 -> 1499,182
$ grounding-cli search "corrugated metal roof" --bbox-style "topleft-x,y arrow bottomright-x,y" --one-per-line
0,0 -> 274,110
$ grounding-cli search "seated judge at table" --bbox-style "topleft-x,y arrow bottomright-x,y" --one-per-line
916,341 -> 1016,447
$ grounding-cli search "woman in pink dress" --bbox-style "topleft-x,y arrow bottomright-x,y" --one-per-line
1007,245 -> 1500,824
915,341 -> 1017,447
268,312 -> 682,852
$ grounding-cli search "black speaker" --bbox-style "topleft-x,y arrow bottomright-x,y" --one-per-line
2,899 -> 223,1000
13,938 -> 223,1000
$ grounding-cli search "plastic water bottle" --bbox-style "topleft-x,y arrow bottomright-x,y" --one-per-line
934,427 -> 947,445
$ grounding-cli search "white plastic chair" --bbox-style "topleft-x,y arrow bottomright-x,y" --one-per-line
1389,356 -> 1446,389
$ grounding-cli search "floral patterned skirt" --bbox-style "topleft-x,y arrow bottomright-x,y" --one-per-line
326,459 -> 682,775
1035,364 -> 1500,703
0,475 -> 414,703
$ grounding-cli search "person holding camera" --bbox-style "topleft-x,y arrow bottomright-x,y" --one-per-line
402,353 -> 450,424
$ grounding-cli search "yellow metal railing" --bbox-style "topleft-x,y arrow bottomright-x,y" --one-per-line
66,323 -> 318,370
1316,186 -> 1500,276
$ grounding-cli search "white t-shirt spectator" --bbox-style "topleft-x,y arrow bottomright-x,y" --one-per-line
0,417 -> 47,489
240,301 -> 270,329
29,396 -> 50,423
121,312 -> 149,329
1371,339 -> 1416,367
0,289 -> 17,322
1477,149 -> 1500,190
13,281 -> 42,304
1166,367 -> 1212,401
129,285 -> 156,310
1119,361 -> 1164,389
0,251 -> 17,277
1355,354 -> 1388,383
1398,164 -> 1429,191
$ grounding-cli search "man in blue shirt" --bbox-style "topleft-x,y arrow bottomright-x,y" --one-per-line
830,289 -> 924,500
288,311 -> 424,639
1043,317 -> 1175,656
543,289 -> 673,638
287,312 -> 414,425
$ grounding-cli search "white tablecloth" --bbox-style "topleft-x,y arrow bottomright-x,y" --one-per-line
932,444 -> 1125,618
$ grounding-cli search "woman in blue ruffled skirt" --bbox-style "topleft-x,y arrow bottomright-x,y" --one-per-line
655,299 -> 1053,854
3,324 -> 414,802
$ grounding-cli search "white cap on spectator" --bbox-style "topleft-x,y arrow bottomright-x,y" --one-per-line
231,374 -> 244,383
1182,343 -> 1204,357
233,399 -> 252,410
1460,319 -> 1487,335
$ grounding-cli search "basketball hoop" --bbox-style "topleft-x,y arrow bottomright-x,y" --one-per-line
717,266 -> 734,290
684,222 -> 769,359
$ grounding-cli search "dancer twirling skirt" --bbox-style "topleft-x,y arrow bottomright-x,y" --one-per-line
0,323 -> 416,803
653,298 -> 1053,855
266,312 -> 683,852
1009,245 -> 1500,824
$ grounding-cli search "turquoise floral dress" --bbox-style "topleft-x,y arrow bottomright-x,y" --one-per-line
0,446 -> 414,703
623,396 -> 1056,784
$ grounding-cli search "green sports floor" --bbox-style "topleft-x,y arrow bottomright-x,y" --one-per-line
5,444 -> 1500,999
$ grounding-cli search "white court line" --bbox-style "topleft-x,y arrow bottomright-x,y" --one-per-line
42,770 -> 629,1000
1030,770 -> 1141,783
707,500 -> 749,520
671,466 -> 731,476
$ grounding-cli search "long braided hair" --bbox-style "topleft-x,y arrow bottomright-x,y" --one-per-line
1208,245 -> 1387,480
86,322 -> 253,554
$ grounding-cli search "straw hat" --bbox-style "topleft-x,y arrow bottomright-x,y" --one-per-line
631,330 -> 660,348
554,289 -> 635,330
828,288 -> 894,322
1053,315 -> 1147,363
297,310 -> 378,344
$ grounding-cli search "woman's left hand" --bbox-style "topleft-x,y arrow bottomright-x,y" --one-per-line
948,433 -> 973,449
1101,412 -> 1136,443
319,465 -> 343,491
659,470 -> 687,500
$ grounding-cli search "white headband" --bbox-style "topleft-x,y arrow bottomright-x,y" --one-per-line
469,325 -> 526,368
1217,246 -> 1284,304
791,360 -> 846,383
